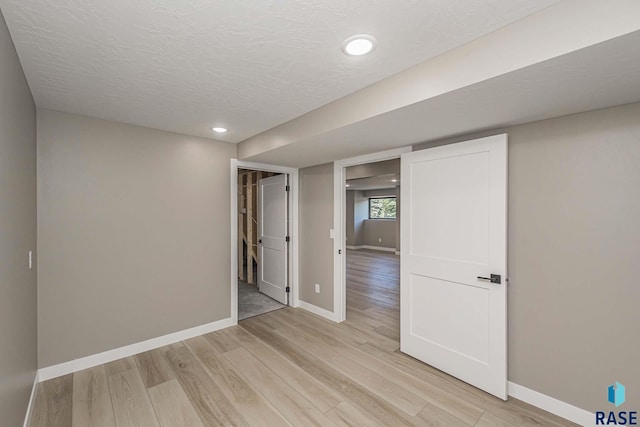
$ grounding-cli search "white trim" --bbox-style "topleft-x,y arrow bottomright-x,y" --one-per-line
346,245 -> 397,253
298,300 -> 341,322
334,146 -> 411,322
38,317 -> 233,382
233,160 -> 300,308
508,382 -> 594,426
365,245 -> 396,252
22,371 -> 39,427
230,159 -> 239,324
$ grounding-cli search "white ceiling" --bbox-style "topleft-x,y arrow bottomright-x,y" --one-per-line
240,14 -> 640,167
0,0 -> 558,143
249,30 -> 640,166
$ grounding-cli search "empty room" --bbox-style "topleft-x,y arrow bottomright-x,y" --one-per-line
1,1 -> 639,427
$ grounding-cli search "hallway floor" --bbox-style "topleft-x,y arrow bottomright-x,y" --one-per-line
238,280 -> 285,321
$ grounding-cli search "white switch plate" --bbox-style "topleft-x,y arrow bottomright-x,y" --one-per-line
315,283 -> 320,293
28,251 -> 33,270
329,229 -> 335,239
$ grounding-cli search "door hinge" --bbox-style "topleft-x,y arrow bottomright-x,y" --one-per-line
285,236 -> 290,242
285,185 -> 290,192
285,287 -> 290,293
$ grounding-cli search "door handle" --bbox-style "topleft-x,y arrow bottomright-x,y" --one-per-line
477,274 -> 501,284
258,239 -> 262,244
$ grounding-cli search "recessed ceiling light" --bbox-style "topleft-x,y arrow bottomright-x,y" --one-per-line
391,179 -> 398,183
212,127 -> 228,133
345,184 -> 350,187
342,34 -> 377,56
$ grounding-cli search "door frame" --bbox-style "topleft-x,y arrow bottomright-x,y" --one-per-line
332,147 -> 411,322
230,159 -> 299,325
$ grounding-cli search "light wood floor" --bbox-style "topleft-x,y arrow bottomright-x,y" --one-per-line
28,250 -> 577,427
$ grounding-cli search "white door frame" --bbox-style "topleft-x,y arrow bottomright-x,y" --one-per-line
230,159 -> 299,325
332,147 -> 411,322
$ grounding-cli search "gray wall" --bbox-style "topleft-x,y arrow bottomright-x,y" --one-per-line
346,190 -> 368,246
363,190 -> 398,250
363,220 -> 396,249
354,191 -> 368,246
413,102 -> 640,412
299,163 -> 334,311
37,109 -> 236,368
346,188 -> 399,250
0,11 -> 37,427
345,190 -> 355,246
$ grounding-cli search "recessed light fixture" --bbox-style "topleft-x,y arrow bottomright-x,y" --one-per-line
345,184 -> 350,187
212,127 -> 228,133
342,34 -> 377,56
391,179 -> 398,183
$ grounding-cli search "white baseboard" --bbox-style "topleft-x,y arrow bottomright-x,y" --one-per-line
23,370 -> 39,427
346,245 -> 396,253
38,317 -> 235,382
508,382 -> 594,426
298,300 -> 340,323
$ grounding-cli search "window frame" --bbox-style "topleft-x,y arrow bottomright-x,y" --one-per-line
368,196 -> 397,220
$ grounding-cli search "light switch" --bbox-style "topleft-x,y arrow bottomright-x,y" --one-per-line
329,229 -> 335,239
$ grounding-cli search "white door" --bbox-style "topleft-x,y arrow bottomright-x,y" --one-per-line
258,174 -> 288,305
400,134 -> 508,399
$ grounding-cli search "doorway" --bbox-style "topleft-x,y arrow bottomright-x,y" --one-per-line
333,147 -> 410,322
231,160 -> 299,324
333,138 -> 508,399
344,160 -> 401,330
237,169 -> 287,320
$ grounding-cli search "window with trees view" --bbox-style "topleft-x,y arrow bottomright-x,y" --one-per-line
369,197 -> 396,219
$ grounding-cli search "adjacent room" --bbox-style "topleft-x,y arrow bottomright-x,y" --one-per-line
1,1 -> 639,427
344,159 -> 401,339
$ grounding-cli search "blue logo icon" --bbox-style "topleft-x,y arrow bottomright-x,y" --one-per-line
608,382 -> 626,407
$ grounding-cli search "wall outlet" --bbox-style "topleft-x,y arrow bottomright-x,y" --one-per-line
315,283 -> 320,293
378,238 -> 382,243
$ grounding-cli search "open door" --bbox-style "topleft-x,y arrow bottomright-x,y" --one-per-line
258,174 -> 289,305
400,134 -> 507,399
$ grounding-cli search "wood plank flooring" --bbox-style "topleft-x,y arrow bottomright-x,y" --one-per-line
29,250 -> 578,427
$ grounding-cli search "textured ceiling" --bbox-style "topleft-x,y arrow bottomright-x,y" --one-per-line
245,28 -> 640,167
0,0 -> 558,143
